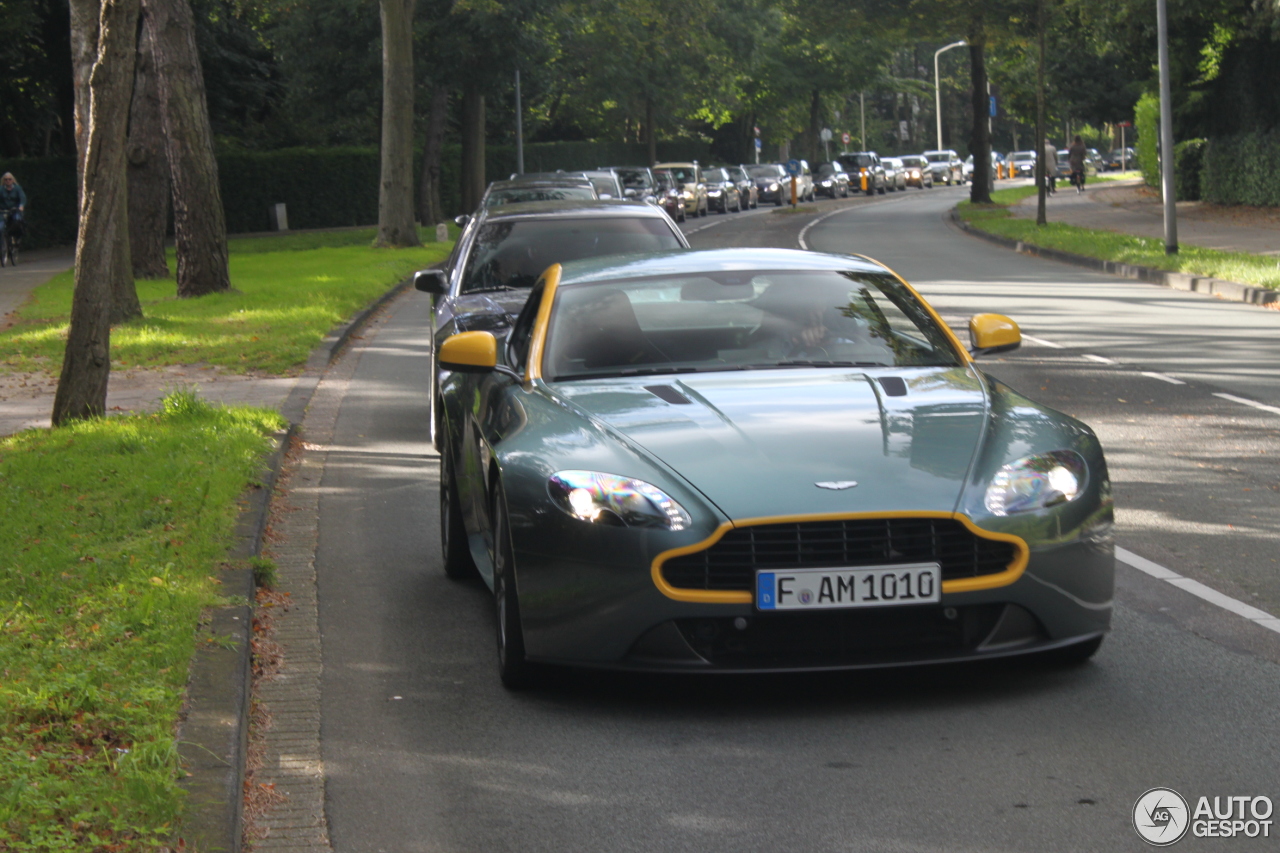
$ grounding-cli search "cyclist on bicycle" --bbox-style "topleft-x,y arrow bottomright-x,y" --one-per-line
1067,135 -> 1087,193
1,172 -> 26,258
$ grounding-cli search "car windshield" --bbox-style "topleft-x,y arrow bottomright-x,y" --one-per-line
461,218 -> 683,293
924,153 -> 950,163
704,168 -> 728,182
1011,152 -> 1035,162
543,269 -> 963,381
745,165 -> 782,179
728,167 -> 747,181
842,154 -> 875,168
666,166 -> 698,183
587,176 -> 618,197
613,168 -> 652,190
484,187 -> 596,207
901,157 -> 924,167
654,172 -> 676,191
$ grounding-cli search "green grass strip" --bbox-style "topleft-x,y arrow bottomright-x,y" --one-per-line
0,392 -> 286,850
957,186 -> 1280,290
1,227 -> 453,375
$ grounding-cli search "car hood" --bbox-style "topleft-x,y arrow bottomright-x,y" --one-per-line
552,367 -> 989,521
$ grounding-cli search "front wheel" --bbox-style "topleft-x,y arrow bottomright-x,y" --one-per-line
492,482 -> 536,689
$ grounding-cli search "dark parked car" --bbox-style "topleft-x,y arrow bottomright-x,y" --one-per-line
412,200 -> 690,445
813,162 -> 851,198
743,163 -> 790,206
479,178 -> 597,210
602,166 -> 658,203
1104,147 -> 1135,171
653,169 -> 686,222
836,152 -> 887,195
726,165 -> 759,209
703,167 -> 742,213
922,150 -> 964,185
899,155 -> 933,189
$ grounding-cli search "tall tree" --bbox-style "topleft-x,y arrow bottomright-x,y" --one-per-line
967,22 -> 992,203
146,0 -> 230,297
377,0 -> 420,246
54,0 -> 140,426
418,84 -> 449,228
70,0 -> 143,325
127,6 -> 171,279
459,85 -> 486,212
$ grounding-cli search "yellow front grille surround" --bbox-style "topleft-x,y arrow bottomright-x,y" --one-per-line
651,511 -> 1029,604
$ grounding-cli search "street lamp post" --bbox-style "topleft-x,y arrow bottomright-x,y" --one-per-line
1156,0 -> 1178,254
934,41 -> 967,151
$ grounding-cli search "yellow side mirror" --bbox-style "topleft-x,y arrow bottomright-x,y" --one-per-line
439,331 -> 498,372
968,313 -> 1021,356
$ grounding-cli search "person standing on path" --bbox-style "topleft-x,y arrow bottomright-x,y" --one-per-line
1068,135 -> 1087,192
1042,138 -> 1057,194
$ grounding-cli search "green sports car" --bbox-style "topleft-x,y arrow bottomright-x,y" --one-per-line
434,248 -> 1114,687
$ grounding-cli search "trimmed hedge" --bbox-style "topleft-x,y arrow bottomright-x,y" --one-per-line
1135,92 -> 1160,189
1203,131 -> 1280,206
2,139 -> 717,248
1174,139 -> 1205,201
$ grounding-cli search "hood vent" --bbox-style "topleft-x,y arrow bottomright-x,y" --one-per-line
878,376 -> 907,397
645,384 -> 693,405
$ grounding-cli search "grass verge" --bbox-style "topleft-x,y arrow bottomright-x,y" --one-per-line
0,391 -> 286,850
1,226 -> 454,375
957,185 -> 1280,290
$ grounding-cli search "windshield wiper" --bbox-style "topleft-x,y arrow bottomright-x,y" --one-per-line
461,285 -> 522,294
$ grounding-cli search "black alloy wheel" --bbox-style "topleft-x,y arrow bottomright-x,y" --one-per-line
440,455 -> 475,580
492,481 -> 535,688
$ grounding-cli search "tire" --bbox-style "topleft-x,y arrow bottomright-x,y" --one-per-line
440,455 -> 475,580
492,481 -> 536,689
775,196 -> 783,207
877,184 -> 886,195
1040,636 -> 1103,667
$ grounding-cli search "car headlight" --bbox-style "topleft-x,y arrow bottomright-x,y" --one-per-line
548,471 -> 692,530
708,189 -> 721,196
984,451 -> 1087,516
767,182 -> 778,190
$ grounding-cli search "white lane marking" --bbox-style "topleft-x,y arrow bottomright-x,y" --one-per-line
798,207 -> 853,250
1141,371 -> 1187,385
1116,546 -> 1280,634
1081,353 -> 1115,364
1213,392 -> 1280,417
684,218 -> 727,235
1022,335 -> 1063,349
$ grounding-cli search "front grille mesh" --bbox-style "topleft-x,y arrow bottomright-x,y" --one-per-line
663,517 -> 1016,591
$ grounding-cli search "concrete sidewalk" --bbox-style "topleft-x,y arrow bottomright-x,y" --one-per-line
1007,178 -> 1280,256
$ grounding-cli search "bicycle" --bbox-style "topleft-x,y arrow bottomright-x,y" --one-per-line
1,210 -> 22,267
1070,169 -> 1086,193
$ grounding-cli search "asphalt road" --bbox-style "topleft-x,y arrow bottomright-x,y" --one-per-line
312,188 -> 1280,852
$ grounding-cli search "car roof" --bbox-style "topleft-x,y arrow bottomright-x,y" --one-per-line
557,247 -> 888,286
489,178 -> 591,190
476,199 -> 673,223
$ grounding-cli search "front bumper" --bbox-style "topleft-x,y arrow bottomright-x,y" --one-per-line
512,533 -> 1113,672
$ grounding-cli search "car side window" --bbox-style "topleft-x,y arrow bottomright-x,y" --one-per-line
507,281 -> 544,373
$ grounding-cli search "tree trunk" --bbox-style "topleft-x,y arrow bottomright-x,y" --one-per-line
418,85 -> 449,228
459,86 -> 486,213
645,96 -> 656,167
967,25 -> 992,204
71,0 -> 143,325
808,88 -> 822,164
1035,0 -> 1047,226
127,8 -> 170,280
54,0 -> 141,426
376,0 -> 420,247
146,0 -> 229,298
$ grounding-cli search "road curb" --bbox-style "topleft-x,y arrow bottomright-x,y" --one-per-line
948,208 -> 1280,307
175,269 -> 422,852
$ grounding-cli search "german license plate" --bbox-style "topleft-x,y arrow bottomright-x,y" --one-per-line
756,563 -> 940,611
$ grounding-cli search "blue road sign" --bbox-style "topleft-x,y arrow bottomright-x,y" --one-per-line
989,95 -> 997,117
755,138 -> 763,150
786,158 -> 801,176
